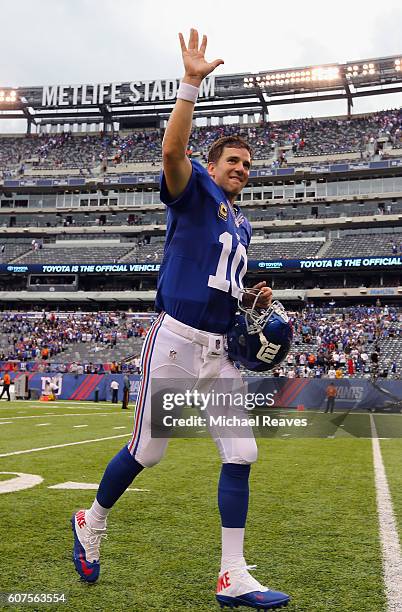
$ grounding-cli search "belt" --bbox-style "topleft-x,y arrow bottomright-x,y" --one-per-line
163,314 -> 224,355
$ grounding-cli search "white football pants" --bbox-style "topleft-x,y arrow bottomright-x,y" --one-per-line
127,313 -> 258,467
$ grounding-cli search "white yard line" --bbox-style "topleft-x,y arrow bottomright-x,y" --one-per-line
29,405 -> 63,409
64,405 -> 120,410
29,401 -> 114,407
73,425 -> 88,428
0,413 -> 121,421
0,434 -> 129,458
48,481 -> 149,492
370,415 -> 402,612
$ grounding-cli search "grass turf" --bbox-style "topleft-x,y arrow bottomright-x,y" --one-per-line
378,437 -> 402,554
0,401 -> 397,611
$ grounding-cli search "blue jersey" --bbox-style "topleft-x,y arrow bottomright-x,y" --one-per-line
156,160 -> 252,333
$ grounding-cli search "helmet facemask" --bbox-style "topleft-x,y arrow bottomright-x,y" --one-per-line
227,292 -> 293,371
238,290 -> 289,337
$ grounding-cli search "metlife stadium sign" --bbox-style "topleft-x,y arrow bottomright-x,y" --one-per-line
19,78 -> 215,109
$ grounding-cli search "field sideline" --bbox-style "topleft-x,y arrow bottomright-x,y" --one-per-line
0,400 -> 401,611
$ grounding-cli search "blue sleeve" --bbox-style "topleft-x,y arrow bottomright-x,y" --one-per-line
159,160 -> 211,208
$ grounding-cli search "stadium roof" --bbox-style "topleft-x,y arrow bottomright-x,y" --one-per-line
0,54 -> 401,130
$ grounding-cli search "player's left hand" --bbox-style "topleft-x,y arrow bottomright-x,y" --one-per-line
242,281 -> 272,309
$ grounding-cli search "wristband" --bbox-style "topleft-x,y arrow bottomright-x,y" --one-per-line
177,81 -> 199,104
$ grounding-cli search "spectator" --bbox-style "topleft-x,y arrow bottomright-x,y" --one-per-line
110,361 -> 118,374
122,374 -> 130,409
0,371 -> 11,401
324,382 -> 337,413
110,379 -> 119,403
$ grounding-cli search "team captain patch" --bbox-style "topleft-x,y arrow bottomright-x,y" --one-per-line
218,202 -> 228,221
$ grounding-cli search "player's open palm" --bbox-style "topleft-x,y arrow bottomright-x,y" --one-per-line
179,28 -> 224,84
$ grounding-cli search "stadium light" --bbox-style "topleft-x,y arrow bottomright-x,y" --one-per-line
345,61 -> 378,79
242,56 -> 401,91
243,64 -> 341,90
0,89 -> 17,104
310,66 -> 340,81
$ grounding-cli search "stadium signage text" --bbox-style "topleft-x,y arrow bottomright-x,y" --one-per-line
300,257 -> 402,269
6,265 -> 29,273
40,264 -> 161,273
1,257 -> 402,276
2,263 -> 160,274
41,78 -> 215,107
255,257 -> 402,271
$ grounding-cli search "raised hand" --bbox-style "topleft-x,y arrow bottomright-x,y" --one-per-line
179,28 -> 224,87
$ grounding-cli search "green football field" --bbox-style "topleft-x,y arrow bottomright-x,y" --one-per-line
0,400 -> 401,612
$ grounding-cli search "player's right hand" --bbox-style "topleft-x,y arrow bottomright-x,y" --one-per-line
179,28 -> 224,87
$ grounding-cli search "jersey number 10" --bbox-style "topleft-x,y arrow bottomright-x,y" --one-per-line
208,231 -> 247,299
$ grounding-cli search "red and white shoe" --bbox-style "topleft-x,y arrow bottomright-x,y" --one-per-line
71,510 -> 107,583
216,566 -> 290,610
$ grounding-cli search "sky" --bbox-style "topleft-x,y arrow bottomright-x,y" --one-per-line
0,0 -> 401,132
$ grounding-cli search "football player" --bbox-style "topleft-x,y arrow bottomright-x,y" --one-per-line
71,29 -> 290,610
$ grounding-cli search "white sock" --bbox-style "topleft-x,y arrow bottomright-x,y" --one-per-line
85,499 -> 110,529
221,527 -> 246,572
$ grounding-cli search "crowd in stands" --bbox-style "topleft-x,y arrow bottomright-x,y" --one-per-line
0,306 -> 400,379
188,111 -> 402,161
0,311 -> 151,363
277,304 -> 401,379
31,358 -> 142,375
0,108 -> 401,175
0,130 -> 162,175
